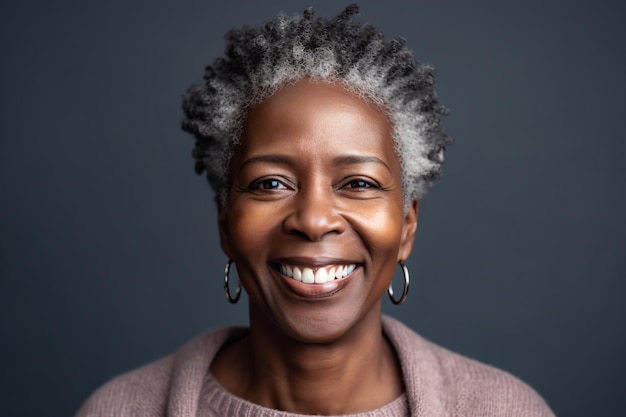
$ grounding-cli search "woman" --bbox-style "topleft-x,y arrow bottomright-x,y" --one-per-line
77,5 -> 554,416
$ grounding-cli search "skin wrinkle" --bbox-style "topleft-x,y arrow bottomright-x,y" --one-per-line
212,80 -> 417,415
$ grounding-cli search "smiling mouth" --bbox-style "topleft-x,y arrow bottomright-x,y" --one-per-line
276,263 -> 357,284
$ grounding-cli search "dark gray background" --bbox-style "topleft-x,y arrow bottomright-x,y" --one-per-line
1,0 -> 624,416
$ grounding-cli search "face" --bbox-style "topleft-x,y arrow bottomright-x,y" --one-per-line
219,80 -> 418,343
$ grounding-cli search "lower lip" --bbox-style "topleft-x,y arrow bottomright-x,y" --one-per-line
275,268 -> 357,299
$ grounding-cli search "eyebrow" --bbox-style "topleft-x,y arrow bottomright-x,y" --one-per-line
332,155 -> 392,174
239,154 -> 295,172
240,154 -> 392,174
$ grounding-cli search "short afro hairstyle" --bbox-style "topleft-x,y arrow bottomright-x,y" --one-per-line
182,4 -> 452,210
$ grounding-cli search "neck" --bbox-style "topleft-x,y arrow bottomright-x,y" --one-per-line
212,304 -> 403,415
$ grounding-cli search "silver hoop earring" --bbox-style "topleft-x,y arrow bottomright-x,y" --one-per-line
388,261 -> 410,305
224,259 -> 241,304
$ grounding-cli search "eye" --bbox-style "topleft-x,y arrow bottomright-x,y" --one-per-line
345,179 -> 379,190
248,178 -> 289,191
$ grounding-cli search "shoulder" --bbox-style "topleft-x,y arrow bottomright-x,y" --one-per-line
433,346 -> 555,416
75,326 -> 247,417
382,316 -> 555,416
75,355 -> 174,417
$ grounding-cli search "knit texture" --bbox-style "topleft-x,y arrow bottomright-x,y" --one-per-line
75,316 -> 555,416
199,376 -> 409,416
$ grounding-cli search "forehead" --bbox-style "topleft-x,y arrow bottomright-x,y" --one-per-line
238,80 -> 397,163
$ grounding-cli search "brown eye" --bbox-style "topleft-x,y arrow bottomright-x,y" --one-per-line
249,178 -> 289,190
346,179 -> 376,189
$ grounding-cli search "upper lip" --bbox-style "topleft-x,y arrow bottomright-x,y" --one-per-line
270,256 -> 361,268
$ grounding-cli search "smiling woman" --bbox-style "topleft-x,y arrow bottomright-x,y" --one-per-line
75,4 -> 555,417
220,80 -> 413,344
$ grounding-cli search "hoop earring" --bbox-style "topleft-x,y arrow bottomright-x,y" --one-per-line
224,259 -> 241,304
388,261 -> 409,305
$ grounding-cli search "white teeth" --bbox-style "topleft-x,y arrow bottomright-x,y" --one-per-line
279,264 -> 356,284
328,267 -> 336,280
293,267 -> 302,282
302,268 -> 315,284
314,268 -> 328,283
336,265 -> 343,278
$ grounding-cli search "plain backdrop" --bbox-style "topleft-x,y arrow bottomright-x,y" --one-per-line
1,1 -> 624,416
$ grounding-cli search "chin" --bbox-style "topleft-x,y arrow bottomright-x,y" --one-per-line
286,317 -> 352,344
269,302 -> 383,345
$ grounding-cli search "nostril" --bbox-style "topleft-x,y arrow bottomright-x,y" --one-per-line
282,207 -> 346,241
288,228 -> 315,241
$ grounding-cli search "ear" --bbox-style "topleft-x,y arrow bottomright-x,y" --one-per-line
397,200 -> 418,261
218,207 -> 234,259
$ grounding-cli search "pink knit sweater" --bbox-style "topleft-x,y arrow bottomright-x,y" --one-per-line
76,316 -> 555,416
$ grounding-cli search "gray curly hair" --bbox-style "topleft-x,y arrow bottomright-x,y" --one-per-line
182,4 -> 452,210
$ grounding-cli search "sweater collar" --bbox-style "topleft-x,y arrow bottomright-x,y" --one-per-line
167,316 -> 437,416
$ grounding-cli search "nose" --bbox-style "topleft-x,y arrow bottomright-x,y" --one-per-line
282,185 -> 346,241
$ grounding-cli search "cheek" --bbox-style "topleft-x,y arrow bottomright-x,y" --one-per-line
225,203 -> 279,299
345,201 -> 405,260
228,202 -> 277,259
